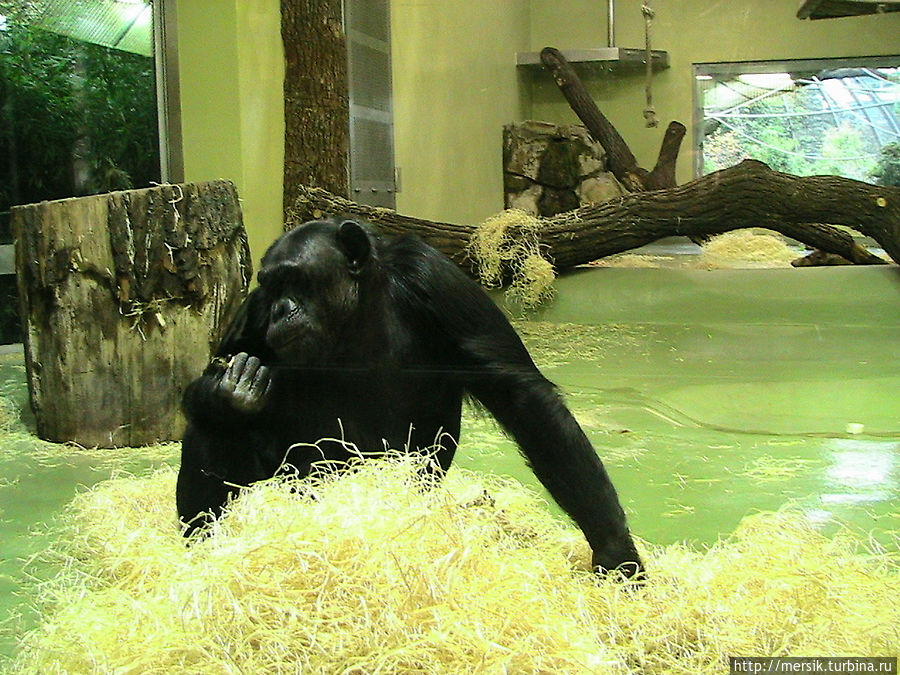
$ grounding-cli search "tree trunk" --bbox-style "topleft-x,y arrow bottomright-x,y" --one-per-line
13,180 -> 251,447
287,160 -> 898,270
281,0 -> 350,217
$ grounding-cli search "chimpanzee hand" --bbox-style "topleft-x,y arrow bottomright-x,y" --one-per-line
216,352 -> 272,414
592,537 -> 644,581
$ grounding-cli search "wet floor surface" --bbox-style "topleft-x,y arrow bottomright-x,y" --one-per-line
1,265 -> 898,661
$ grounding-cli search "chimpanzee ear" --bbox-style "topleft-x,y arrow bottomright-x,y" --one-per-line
337,219 -> 372,272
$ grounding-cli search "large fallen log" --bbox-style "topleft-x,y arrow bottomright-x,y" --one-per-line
287,159 -> 897,272
538,46 -> 892,263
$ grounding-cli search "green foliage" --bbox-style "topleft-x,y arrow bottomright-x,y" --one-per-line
703,129 -> 744,174
702,76 -> 895,182
0,22 -> 81,206
819,123 -> 873,181
0,10 -> 160,213
0,8 -> 160,343
871,142 -> 900,187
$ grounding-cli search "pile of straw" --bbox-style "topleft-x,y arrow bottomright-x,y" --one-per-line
699,230 -> 800,268
468,209 -> 556,308
12,454 -> 899,674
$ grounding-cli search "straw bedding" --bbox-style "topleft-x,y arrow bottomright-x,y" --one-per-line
11,452 -> 899,674
698,231 -> 800,268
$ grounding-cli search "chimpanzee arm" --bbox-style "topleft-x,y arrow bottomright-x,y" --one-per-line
468,362 -> 641,574
179,290 -> 276,533
387,238 -> 642,575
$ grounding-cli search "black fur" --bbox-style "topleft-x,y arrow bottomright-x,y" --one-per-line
177,218 -> 642,576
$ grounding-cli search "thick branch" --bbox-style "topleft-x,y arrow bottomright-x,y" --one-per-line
645,122 -> 686,190
286,188 -> 474,266
289,160 -> 898,270
539,47 -> 684,192
539,47 -> 647,191
541,161 -> 896,267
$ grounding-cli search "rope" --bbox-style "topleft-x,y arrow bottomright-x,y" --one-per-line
642,2 -> 659,128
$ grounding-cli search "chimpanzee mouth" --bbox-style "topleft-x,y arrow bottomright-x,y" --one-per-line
266,326 -> 324,363
266,325 -> 306,352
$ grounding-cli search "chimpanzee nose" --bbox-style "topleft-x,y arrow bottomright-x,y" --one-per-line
271,297 -> 296,323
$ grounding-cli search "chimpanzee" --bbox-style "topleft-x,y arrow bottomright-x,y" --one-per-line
176,218 -> 642,576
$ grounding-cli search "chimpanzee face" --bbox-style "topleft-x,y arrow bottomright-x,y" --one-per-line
256,220 -> 373,363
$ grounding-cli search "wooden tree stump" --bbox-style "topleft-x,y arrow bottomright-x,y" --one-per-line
13,180 -> 251,447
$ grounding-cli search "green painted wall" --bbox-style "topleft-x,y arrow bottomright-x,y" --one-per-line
391,0 -> 531,224
529,0 -> 900,186
176,0 -> 284,270
393,0 -> 900,221
173,1 -> 900,249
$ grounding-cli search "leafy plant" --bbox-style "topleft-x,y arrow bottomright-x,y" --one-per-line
0,8 -> 159,212
871,141 -> 900,187
0,6 -> 160,343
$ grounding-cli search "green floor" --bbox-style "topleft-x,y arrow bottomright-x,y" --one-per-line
1,264 -> 898,663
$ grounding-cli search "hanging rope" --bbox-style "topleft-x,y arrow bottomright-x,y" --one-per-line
642,1 -> 659,128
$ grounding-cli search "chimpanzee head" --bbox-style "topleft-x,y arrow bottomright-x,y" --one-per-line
256,219 -> 376,363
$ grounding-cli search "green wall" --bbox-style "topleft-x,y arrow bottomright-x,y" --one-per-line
529,0 -> 900,186
393,0 -> 900,221
174,1 -> 900,256
391,0 -> 531,225
176,0 -> 284,271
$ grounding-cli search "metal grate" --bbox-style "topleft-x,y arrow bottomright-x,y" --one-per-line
346,0 -> 396,209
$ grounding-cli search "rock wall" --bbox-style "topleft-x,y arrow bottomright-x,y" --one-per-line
503,120 -> 625,217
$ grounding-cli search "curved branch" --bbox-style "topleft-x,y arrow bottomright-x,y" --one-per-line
288,160 -> 899,271
539,47 -> 648,191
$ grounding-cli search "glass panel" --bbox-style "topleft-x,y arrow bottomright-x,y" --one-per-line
0,0 -> 162,343
695,58 -> 900,183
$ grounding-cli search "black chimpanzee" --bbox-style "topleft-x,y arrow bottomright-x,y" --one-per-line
177,218 -> 642,576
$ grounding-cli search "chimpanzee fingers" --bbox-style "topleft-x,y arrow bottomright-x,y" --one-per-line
217,352 -> 270,413
219,352 -> 249,397
232,357 -> 270,413
243,362 -> 272,411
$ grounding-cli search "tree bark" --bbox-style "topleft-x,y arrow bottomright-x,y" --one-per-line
541,160 -> 895,267
645,121 -> 686,190
281,0 -> 349,217
539,47 -> 646,191
288,160 -> 898,270
13,181 -> 251,447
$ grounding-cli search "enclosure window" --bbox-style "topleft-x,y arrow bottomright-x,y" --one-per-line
693,57 -> 900,184
0,0 -> 180,343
